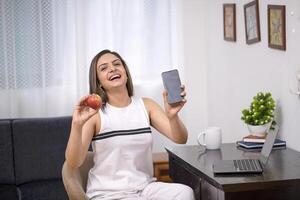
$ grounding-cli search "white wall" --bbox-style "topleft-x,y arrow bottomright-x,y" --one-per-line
181,0 -> 209,145
181,0 -> 300,151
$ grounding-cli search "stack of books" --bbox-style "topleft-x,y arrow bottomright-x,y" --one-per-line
236,134 -> 286,150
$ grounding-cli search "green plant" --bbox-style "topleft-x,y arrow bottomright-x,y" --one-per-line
241,92 -> 276,128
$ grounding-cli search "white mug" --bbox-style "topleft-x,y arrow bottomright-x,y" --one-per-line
197,127 -> 222,150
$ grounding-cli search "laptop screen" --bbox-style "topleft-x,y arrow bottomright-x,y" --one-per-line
259,126 -> 279,166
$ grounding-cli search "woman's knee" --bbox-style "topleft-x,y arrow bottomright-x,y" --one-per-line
177,184 -> 195,200
142,182 -> 195,200
167,183 -> 194,200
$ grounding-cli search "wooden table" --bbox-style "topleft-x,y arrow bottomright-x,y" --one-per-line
167,144 -> 300,200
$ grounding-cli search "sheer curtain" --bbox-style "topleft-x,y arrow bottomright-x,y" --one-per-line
0,0 -> 183,119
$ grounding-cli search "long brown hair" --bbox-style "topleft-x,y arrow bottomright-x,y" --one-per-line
89,49 -> 134,107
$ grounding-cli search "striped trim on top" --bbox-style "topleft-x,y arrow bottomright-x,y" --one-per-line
92,127 -> 152,141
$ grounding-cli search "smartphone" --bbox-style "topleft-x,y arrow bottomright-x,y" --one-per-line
161,69 -> 183,104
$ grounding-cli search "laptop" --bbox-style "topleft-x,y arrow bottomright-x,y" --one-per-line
213,126 -> 279,174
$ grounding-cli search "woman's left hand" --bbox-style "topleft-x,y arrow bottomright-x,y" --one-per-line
163,85 -> 187,119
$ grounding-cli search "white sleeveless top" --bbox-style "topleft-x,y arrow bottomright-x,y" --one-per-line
86,97 -> 155,199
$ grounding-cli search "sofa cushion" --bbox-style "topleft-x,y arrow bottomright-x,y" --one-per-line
0,185 -> 19,200
0,120 -> 15,184
18,179 -> 67,200
12,116 -> 72,185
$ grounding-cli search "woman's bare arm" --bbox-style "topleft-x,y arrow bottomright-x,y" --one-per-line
65,96 -> 100,168
143,89 -> 188,144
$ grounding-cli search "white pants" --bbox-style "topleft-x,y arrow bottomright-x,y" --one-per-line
123,182 -> 195,200
90,182 -> 195,200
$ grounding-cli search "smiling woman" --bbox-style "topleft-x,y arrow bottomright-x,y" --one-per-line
89,50 -> 134,108
64,49 -> 194,200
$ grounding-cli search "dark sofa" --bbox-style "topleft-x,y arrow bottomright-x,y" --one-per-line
0,116 -> 72,200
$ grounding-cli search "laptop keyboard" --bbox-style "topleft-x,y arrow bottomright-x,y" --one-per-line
233,159 -> 261,171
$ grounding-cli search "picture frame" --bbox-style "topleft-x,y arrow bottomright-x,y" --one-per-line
268,5 -> 286,50
244,0 -> 261,44
223,4 -> 236,42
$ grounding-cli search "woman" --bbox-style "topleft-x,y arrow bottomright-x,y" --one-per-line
65,49 -> 194,200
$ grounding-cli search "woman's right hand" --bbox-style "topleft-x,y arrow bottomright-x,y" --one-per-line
72,95 -> 100,127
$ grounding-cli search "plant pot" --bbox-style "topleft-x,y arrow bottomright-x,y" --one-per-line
247,121 -> 272,137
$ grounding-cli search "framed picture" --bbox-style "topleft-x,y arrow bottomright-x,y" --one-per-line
244,0 -> 261,44
223,4 -> 236,42
268,5 -> 286,50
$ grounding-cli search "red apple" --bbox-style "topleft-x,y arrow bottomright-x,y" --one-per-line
84,94 -> 102,110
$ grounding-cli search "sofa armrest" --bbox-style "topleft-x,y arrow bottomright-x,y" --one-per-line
62,152 -> 94,200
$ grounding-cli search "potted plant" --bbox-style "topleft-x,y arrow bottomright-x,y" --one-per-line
241,92 -> 276,137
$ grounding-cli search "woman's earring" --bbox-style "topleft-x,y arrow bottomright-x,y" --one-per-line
99,85 -> 104,94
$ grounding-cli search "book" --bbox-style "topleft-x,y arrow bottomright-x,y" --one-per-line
242,134 -> 266,143
236,139 -> 286,149
237,144 -> 286,152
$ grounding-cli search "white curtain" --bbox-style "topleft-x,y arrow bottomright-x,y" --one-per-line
0,0 -> 183,118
